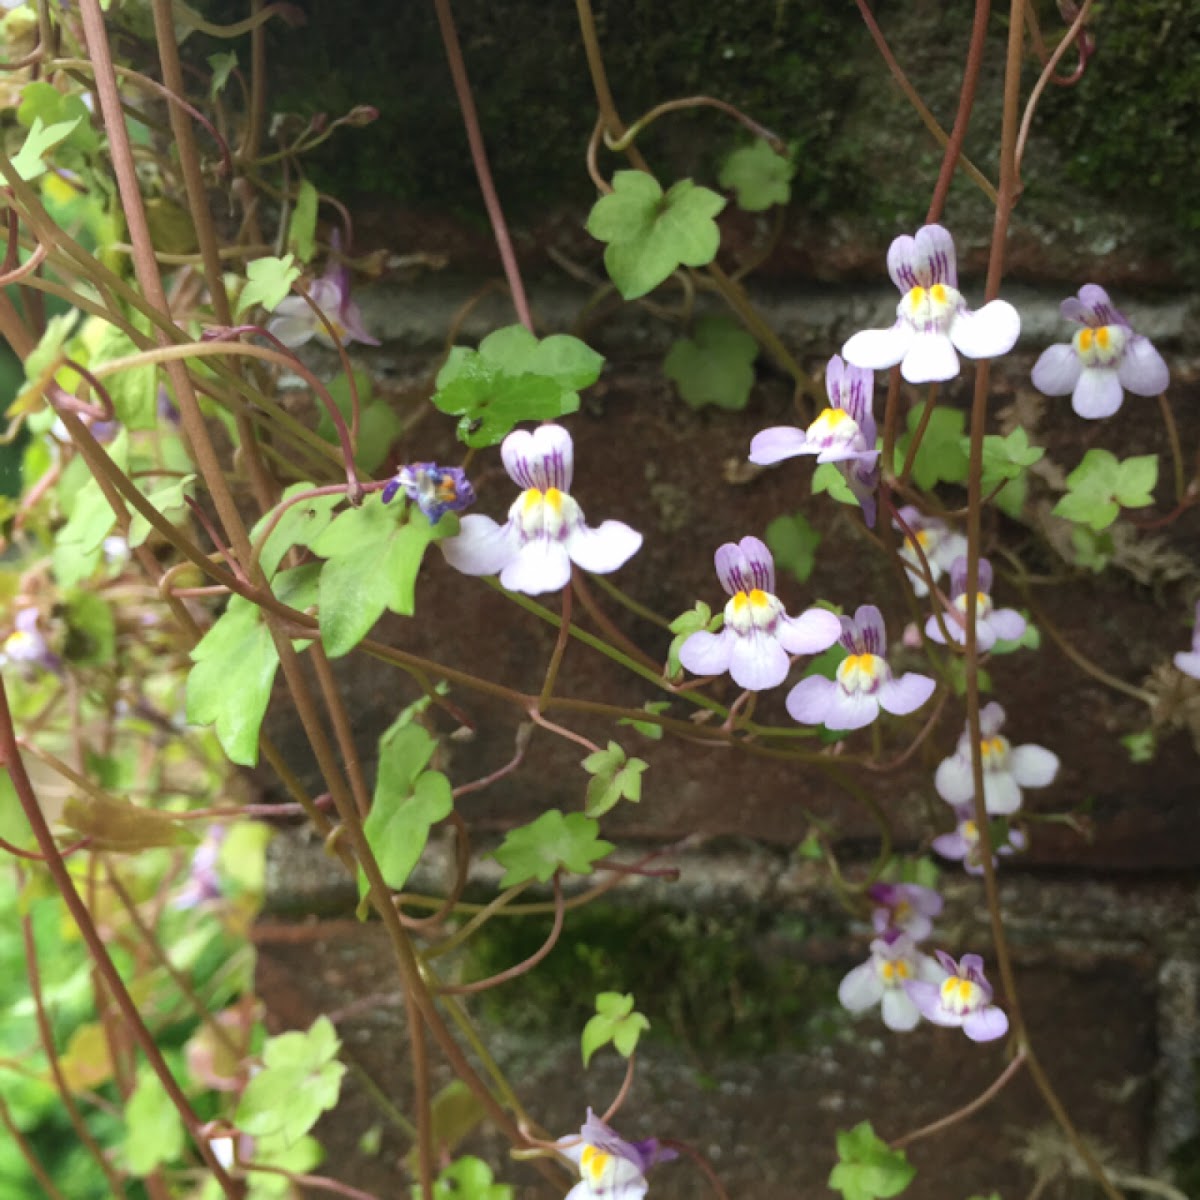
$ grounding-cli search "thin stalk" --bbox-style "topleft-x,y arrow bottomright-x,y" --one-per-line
405,990 -> 434,1200
891,1051 -> 1026,1149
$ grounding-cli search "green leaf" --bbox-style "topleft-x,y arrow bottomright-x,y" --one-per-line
1069,525 -> 1114,572
208,51 -> 238,98
128,473 -> 196,548
91,325 -> 159,430
666,600 -> 719,679
287,180 -> 319,264
432,327 -> 603,448
586,171 -> 725,300
1114,454 -> 1158,508
1120,729 -> 1156,763
663,316 -> 757,410
62,590 -> 115,666
894,406 -> 968,489
718,140 -> 796,211
980,427 -> 1043,518
186,566 -> 318,766
251,483 -> 344,579
12,114 -> 84,181
765,511 -> 821,583
416,1157 -> 514,1200
53,430 -> 127,586
315,371 -> 400,473
360,722 -> 452,897
310,498 -> 442,656
236,1016 -> 345,1145
812,462 -> 859,508
124,1069 -> 186,1176
1052,449 -> 1156,532
581,991 -> 650,1066
237,254 -> 301,316
617,700 -> 670,741
491,810 -> 614,887
60,795 -> 194,852
404,1085 -> 488,1177
11,309 -> 81,417
18,82 -> 98,154
828,1122 -> 915,1200
581,741 -> 648,818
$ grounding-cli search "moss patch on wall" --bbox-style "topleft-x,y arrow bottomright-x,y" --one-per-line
463,903 -> 841,1059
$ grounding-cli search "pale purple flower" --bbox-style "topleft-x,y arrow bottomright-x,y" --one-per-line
749,356 -> 880,526
441,424 -> 641,595
267,236 -> 380,350
0,608 -> 61,675
1031,284 -> 1168,419
905,951 -> 1008,1042
786,605 -> 935,731
934,702 -> 1059,817
843,224 -> 1020,384
558,1109 -> 676,1200
174,825 -> 227,910
381,462 -> 475,525
678,537 -> 841,691
924,557 -> 1025,653
869,882 -> 943,942
894,507 -> 967,598
932,804 -> 1027,875
1173,600 -> 1200,680
838,931 -> 945,1032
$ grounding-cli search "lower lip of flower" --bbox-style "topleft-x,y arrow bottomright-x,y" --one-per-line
837,652 -> 885,693
878,958 -> 912,986
939,975 -> 983,1014
1073,323 -> 1127,366
581,1146 -> 612,1182
980,735 -> 1009,768
905,283 -> 959,334
807,406 -> 859,447
728,588 -> 779,633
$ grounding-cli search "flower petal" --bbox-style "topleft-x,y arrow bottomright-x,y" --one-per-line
935,755 -> 974,805
728,631 -> 790,692
498,538 -> 572,595
979,701 -> 1006,737
266,297 -> 318,348
987,607 -> 1027,643
1071,367 -> 1124,419
838,961 -> 883,1013
1009,744 -> 1059,789
440,515 -> 520,577
737,536 -> 776,592
749,425 -> 810,465
1063,284 -> 1124,327
822,686 -> 880,731
887,234 -> 920,292
851,605 -> 887,655
566,520 -> 643,575
1174,650 -> 1200,680
881,987 -> 922,1032
777,607 -> 842,656
901,332 -> 960,384
502,424 -> 574,490
903,980 -> 948,1024
913,224 -> 958,288
878,671 -> 935,717
714,542 -> 753,596
1117,335 -> 1169,397
1031,343 -> 1082,396
949,299 -> 1020,361
843,321 -> 915,372
785,675 -> 837,726
678,629 -> 734,678
963,1005 -> 1009,1043
931,831 -> 968,860
982,771 -> 1022,816
336,297 -> 381,347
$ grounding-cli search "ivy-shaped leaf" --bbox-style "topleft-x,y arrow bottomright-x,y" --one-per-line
89,323 -> 159,429
124,1069 -> 186,1176
617,701 -> 670,741
185,566 -> 318,766
315,370 -> 401,473
10,310 -> 81,418
432,326 -> 603,448
893,406 -> 968,489
236,254 -> 301,316
581,991 -> 650,1066
718,139 -> 796,211
359,721 -> 452,900
251,482 -> 344,579
235,1016 -> 346,1146
1053,448 -> 1158,532
208,51 -> 238,99
586,170 -> 725,300
11,114 -> 83,181
765,511 -> 821,584
490,810 -> 614,887
128,473 -> 196,549
979,426 -> 1044,518
415,1157 -> 513,1200
53,429 -> 128,587
663,316 -> 757,410
310,497 -> 443,657
828,1122 -> 915,1200
812,462 -> 859,508
581,741 -> 648,818
18,82 -> 99,155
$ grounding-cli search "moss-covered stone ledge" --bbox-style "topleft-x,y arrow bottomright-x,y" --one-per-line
200,0 -> 1200,284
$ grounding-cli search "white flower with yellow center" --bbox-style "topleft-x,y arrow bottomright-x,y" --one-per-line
838,933 -> 945,1032
558,1109 -> 676,1200
679,537 -> 841,691
893,506 -> 967,598
934,702 -> 1059,816
842,224 -> 1020,384
905,951 -> 1008,1042
925,556 -> 1026,653
1032,284 -> 1168,419
932,804 -> 1028,876
441,424 -> 642,596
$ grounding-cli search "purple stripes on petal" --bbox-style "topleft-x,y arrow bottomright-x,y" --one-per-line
738,536 -> 776,593
853,605 -> 887,655
887,234 -> 919,293
825,354 -> 847,406
949,555 -> 969,598
913,224 -> 958,288
501,425 -> 575,491
714,542 -> 752,596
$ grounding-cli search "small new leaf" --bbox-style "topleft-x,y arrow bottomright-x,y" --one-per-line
812,462 -> 859,507
491,810 -> 614,887
765,511 -> 821,584
287,180 -> 319,264
208,51 -> 238,98
582,741 -> 648,818
586,170 -> 725,300
828,1122 -> 915,1200
12,115 -> 83,181
718,139 -> 795,211
617,700 -> 670,741
664,316 -> 757,410
237,254 -> 301,316
432,326 -> 603,447
666,601 -> 718,679
581,991 -> 650,1066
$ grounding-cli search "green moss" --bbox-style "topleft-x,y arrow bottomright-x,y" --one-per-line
464,903 -> 840,1057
